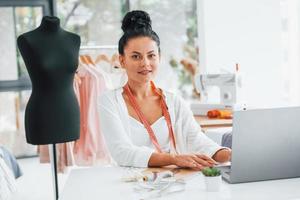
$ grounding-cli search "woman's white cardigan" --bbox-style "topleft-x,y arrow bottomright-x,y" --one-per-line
98,87 -> 223,168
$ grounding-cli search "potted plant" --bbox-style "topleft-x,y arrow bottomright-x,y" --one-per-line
202,167 -> 222,192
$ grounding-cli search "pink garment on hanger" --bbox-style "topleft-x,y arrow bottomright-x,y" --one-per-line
73,61 -> 111,166
88,64 -> 112,163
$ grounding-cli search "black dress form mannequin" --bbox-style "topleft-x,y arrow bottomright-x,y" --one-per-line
17,16 -> 80,145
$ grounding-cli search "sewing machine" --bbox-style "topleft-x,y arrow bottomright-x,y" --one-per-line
191,71 -> 245,115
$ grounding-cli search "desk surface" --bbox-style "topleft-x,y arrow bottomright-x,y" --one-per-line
60,167 -> 300,200
194,115 -> 232,132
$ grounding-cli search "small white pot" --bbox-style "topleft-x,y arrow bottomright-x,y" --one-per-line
204,175 -> 222,192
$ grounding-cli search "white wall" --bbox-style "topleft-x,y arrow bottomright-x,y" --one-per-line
198,0 -> 286,107
283,0 -> 300,105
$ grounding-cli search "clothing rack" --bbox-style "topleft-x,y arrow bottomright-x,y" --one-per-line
79,45 -> 120,69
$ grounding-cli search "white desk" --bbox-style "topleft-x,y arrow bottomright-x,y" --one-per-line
60,167 -> 300,200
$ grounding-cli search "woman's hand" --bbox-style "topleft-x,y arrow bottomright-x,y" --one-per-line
212,148 -> 232,163
148,152 -> 217,170
172,154 -> 217,170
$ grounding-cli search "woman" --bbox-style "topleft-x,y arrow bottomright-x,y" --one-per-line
99,10 -> 231,170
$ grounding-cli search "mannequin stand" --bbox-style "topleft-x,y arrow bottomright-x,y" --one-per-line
49,144 -> 59,200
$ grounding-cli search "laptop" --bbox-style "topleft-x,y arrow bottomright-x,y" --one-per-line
220,106 -> 300,184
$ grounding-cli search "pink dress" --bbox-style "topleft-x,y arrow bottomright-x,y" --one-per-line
73,61 -> 111,165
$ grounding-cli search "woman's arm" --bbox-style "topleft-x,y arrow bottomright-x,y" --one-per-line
175,95 -> 231,163
212,148 -> 231,163
148,152 -> 174,166
147,94 -> 231,168
99,93 -> 155,167
148,152 -> 216,170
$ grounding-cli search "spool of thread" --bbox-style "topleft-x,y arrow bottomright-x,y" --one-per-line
143,171 -> 174,182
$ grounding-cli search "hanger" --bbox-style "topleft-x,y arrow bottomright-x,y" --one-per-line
94,53 -> 121,68
79,55 -> 88,64
79,45 -> 118,65
85,55 -> 96,65
110,53 -> 121,68
95,54 -> 110,64
80,54 -> 96,65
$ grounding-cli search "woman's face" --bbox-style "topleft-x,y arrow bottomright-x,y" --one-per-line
119,36 -> 160,84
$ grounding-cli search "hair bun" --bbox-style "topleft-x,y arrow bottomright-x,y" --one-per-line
121,10 -> 152,32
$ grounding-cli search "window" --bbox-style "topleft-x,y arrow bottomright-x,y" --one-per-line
57,0 -> 128,46
0,0 -> 53,156
0,0 -> 53,91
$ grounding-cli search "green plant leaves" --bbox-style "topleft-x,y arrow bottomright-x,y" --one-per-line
202,167 -> 221,177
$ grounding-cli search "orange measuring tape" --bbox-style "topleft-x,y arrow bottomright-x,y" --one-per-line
123,81 -> 177,154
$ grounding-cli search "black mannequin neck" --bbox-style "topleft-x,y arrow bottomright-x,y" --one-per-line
39,16 -> 61,32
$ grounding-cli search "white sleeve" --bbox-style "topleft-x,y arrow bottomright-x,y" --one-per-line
175,95 -> 225,157
98,93 -> 155,168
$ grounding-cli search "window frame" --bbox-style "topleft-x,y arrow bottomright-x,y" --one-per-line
0,0 -> 54,92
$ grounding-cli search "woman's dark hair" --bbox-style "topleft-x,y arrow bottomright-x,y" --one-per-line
118,10 -> 160,55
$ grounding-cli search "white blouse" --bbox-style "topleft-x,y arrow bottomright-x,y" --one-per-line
129,116 -> 170,153
98,87 -> 224,168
